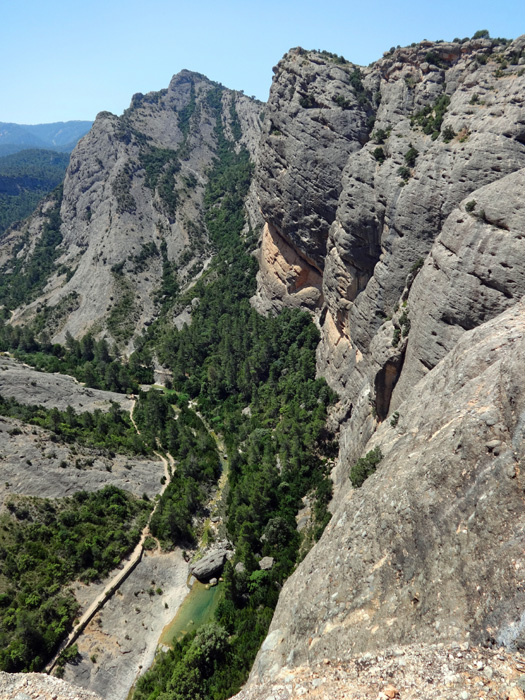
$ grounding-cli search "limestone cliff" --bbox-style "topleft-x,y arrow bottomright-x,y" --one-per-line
243,34 -> 525,694
248,301 -> 525,683
253,34 -> 525,478
2,72 -> 262,348
2,34 -> 525,700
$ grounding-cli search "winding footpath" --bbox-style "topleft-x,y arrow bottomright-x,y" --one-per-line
45,395 -> 227,689
45,401 -> 172,674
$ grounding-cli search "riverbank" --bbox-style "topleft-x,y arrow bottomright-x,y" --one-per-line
63,548 -> 189,700
159,579 -> 223,647
61,394 -> 231,700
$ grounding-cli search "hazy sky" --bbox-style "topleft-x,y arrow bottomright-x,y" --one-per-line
1,0 -> 524,124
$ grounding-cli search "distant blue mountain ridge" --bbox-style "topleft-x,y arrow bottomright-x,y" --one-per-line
0,120 -> 93,156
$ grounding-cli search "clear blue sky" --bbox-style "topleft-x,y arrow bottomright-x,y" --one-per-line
1,0 -> 523,124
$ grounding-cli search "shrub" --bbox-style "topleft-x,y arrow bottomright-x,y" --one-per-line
111,165 -> 136,214
350,447 -> 383,487
411,94 -> 450,139
373,147 -> 386,164
299,94 -> 317,108
465,200 -> 476,213
442,126 -> 456,143
332,94 -> 352,109
399,309 -> 411,337
410,258 -> 424,274
404,146 -> 419,167
398,166 -> 411,182
425,51 -> 442,67
392,327 -> 401,347
373,129 -> 389,144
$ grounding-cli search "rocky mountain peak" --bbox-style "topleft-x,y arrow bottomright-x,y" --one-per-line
2,71 -> 263,349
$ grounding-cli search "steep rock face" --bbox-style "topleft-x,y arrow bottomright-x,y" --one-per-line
255,222 -> 324,311
243,35 -> 525,696
390,167 -> 525,408
6,72 -> 263,347
248,300 -> 525,684
254,35 -> 525,481
251,47 -> 374,313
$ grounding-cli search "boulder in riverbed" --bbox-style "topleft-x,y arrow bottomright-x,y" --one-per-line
190,548 -> 229,582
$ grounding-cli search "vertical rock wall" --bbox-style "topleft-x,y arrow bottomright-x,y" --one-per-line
253,36 -> 525,477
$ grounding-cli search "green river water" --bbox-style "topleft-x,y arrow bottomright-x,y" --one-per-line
159,580 -> 223,646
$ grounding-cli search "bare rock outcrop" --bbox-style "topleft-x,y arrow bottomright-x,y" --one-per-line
63,549 -> 189,700
0,672 -> 103,700
391,167 -> 525,408
245,300 -> 525,686
234,643 -> 525,700
0,355 -> 132,412
252,47 -> 373,313
253,33 -> 525,496
0,416 -> 164,506
190,547 -> 230,582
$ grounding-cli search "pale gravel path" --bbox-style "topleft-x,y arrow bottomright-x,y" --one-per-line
45,401 -> 172,674
62,549 -> 189,700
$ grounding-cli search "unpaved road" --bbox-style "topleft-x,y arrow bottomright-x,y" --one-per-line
46,401 -> 172,673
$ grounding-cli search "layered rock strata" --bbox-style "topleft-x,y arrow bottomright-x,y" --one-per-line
244,34 -> 525,695
253,34 -> 525,479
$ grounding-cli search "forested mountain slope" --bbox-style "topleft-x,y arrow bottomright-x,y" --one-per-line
0,148 -> 70,235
